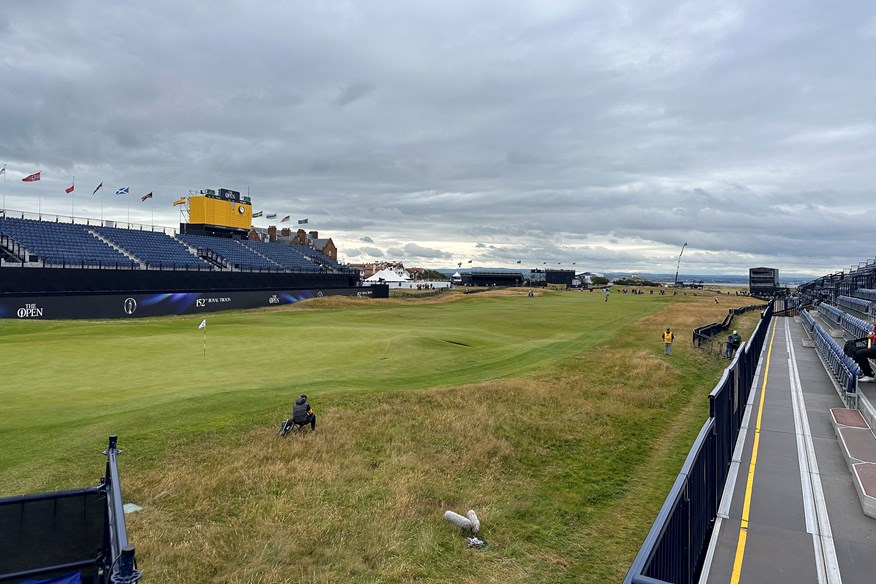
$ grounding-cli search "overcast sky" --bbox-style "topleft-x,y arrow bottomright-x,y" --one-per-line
1,1 -> 874,278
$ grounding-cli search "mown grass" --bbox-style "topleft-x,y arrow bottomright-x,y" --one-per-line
0,287 -> 764,583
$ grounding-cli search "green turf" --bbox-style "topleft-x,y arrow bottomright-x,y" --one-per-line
0,291 -> 667,490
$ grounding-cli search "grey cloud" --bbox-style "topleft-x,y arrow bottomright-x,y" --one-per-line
333,81 -> 375,106
0,1 -> 872,276
385,243 -> 453,259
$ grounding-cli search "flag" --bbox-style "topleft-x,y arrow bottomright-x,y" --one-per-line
457,262 -> 462,267
468,260 -> 472,263
198,319 -> 206,329
281,215 -> 290,222
0,165 -> 5,175
516,260 -> 521,264
65,182 -> 75,194
140,192 -> 153,202
115,187 -> 129,195
22,171 -> 40,182
173,197 -> 186,206
252,211 -> 263,218
298,218 -> 308,224
266,213 -> 277,219
92,181 -> 103,196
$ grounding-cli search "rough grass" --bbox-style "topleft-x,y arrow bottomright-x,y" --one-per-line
0,288 -> 764,583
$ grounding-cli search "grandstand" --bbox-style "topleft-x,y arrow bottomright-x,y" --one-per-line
0,205 -> 383,319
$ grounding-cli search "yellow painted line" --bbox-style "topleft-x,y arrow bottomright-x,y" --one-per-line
731,320 -> 778,583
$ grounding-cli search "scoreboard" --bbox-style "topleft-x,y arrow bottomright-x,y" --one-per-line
188,189 -> 252,230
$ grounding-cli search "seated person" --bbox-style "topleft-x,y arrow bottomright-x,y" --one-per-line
844,334 -> 876,383
292,394 -> 316,430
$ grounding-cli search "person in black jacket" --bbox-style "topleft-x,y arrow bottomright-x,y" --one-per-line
844,335 -> 876,383
292,394 -> 316,430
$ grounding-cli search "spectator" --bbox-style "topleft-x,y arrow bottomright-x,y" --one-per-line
603,288 -> 610,302
292,394 -> 317,430
726,330 -> 742,358
844,334 -> 876,383
662,327 -> 674,355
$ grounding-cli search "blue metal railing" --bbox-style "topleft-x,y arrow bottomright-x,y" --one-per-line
624,301 -> 773,584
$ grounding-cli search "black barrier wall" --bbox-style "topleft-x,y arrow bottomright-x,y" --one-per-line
0,266 -> 358,295
0,286 -> 389,319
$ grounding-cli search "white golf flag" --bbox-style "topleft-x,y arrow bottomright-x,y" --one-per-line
198,319 -> 206,329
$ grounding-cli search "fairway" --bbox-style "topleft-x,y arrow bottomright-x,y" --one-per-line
0,288 -> 757,583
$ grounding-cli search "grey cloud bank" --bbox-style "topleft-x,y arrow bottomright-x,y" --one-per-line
1,0 -> 874,278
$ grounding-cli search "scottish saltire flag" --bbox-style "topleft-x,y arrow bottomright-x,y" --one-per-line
22,171 -> 40,182
198,319 -> 206,329
281,215 -> 290,222
252,211 -> 263,218
140,192 -> 153,202
266,213 -> 277,219
115,187 -> 129,195
92,181 -> 103,195
298,218 -> 308,224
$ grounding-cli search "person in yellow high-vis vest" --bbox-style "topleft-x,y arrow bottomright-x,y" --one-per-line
662,327 -> 674,355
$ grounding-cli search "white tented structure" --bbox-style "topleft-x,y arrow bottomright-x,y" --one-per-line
364,268 -> 411,288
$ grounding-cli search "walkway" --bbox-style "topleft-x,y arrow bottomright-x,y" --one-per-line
702,315 -> 876,583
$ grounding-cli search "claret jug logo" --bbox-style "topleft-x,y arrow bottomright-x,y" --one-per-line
17,303 -> 43,318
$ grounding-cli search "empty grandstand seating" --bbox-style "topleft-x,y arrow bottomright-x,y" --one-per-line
0,216 -> 360,281
94,225 -> 213,270
802,308 -> 860,394
0,217 -> 135,268
176,233 -> 281,271
298,245 -> 345,270
241,240 -> 324,271
855,289 -> 876,302
838,294 -> 874,317
817,302 -> 844,325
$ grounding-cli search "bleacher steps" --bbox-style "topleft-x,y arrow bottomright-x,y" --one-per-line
831,408 -> 876,519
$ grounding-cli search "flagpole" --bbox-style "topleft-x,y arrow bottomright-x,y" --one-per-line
151,196 -> 154,229
2,163 -> 6,212
38,174 -> 42,218
71,175 -> 75,220
100,187 -> 104,223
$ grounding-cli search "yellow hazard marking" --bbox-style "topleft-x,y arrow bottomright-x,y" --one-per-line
731,320 -> 777,583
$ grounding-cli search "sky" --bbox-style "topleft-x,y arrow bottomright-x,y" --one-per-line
1,1 -> 874,279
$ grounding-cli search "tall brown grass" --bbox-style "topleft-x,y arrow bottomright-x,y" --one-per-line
125,291 -> 763,583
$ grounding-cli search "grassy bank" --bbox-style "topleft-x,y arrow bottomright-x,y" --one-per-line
0,288 -> 764,583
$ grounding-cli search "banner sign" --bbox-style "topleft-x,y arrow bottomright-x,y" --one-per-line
0,286 -> 388,320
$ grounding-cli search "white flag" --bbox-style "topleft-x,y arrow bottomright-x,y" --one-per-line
198,319 -> 206,329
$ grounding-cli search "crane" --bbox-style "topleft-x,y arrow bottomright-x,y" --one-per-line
674,243 -> 688,287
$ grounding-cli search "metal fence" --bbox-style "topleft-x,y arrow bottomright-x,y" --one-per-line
0,436 -> 141,583
624,301 -> 774,584
692,303 -> 766,358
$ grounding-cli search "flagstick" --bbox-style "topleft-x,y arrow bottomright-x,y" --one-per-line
203,326 -> 207,358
